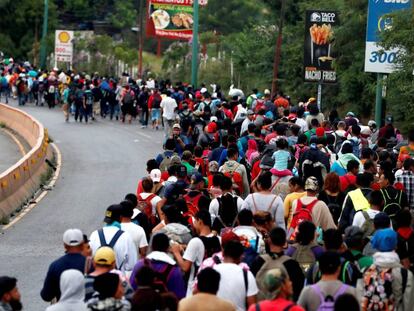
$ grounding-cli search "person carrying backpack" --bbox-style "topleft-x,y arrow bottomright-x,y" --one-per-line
83,85 -> 94,123
249,268 -> 305,311
298,252 -> 357,311
89,204 -> 138,273
130,233 -> 186,299
251,227 -> 304,302
219,147 -> 250,198
288,177 -> 336,241
396,210 -> 414,274
286,221 -> 324,274
210,176 -> 244,234
298,141 -> 330,188
357,228 -> 413,311
120,84 -> 135,123
379,172 -> 408,223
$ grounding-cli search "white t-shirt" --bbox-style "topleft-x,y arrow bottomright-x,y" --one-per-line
295,118 -> 308,133
352,209 -> 381,228
120,222 -> 148,254
214,263 -> 258,311
242,193 -> 285,230
139,192 -> 162,215
160,97 -> 178,120
183,236 -> 209,297
89,226 -> 138,272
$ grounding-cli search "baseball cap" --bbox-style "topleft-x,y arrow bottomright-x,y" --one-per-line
368,120 -> 376,127
63,228 -> 83,246
94,247 -> 116,266
104,204 -> 123,223
305,177 -> 319,191
176,164 -> 187,178
385,115 -> 393,124
150,169 -> 162,183
207,122 -> 217,133
208,161 -> 219,173
288,113 -> 297,121
264,89 -> 271,95
371,228 -> 397,252
346,111 -> 355,117
344,226 -> 364,246
308,97 -> 316,103
172,123 -> 181,129
169,155 -> 181,167
247,109 -> 255,115
210,116 -> 218,123
191,172 -> 204,185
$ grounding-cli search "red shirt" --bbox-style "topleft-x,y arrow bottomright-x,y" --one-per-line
248,298 -> 304,311
339,174 -> 357,192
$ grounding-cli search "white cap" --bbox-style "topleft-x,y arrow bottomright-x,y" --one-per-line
200,87 -> 207,94
368,120 -> 376,127
210,116 -> 218,123
63,229 -> 83,246
264,89 -> 271,95
150,169 -> 162,183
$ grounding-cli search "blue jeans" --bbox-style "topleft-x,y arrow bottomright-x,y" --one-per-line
0,87 -> 9,103
18,93 -> 25,106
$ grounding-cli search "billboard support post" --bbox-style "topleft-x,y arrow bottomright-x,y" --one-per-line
317,82 -> 322,111
191,0 -> 199,88
375,73 -> 384,127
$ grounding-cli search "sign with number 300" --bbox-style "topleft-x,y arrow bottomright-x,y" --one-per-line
364,0 -> 412,73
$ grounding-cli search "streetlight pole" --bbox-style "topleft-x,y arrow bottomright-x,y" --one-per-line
40,0 -> 48,69
137,0 -> 144,78
191,0 -> 199,88
271,0 -> 286,98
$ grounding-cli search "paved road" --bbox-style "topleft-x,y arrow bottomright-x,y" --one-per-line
0,128 -> 22,173
0,101 -> 164,310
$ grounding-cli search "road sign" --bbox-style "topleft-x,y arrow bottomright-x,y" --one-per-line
55,30 -> 74,63
364,0 -> 412,73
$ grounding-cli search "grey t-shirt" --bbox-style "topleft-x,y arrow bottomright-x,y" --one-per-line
297,280 -> 357,311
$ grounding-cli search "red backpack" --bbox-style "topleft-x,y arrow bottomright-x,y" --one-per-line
183,192 -> 202,220
224,164 -> 244,196
288,198 -> 318,240
137,193 -> 157,225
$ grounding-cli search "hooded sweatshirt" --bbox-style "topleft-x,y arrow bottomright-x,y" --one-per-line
331,153 -> 362,176
46,269 -> 87,311
357,251 -> 414,311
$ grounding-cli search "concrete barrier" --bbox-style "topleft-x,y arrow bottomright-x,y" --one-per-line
0,103 -> 52,223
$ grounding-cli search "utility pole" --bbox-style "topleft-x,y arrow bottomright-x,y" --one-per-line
191,0 -> 199,88
40,0 -> 48,69
137,0 -> 145,78
271,0 -> 286,98
375,73 -> 384,127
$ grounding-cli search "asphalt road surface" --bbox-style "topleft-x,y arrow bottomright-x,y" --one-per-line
0,128 -> 22,173
0,101 -> 164,310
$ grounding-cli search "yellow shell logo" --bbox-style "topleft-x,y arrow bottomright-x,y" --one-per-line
58,31 -> 71,43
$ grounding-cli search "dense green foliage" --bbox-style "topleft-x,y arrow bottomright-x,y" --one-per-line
0,0 -> 412,128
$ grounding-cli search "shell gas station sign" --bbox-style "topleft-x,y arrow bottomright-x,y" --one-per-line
55,30 -> 74,63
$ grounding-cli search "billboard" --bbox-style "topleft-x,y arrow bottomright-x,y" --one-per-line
146,0 -> 194,40
364,0 -> 412,73
55,30 -> 74,63
304,10 -> 339,83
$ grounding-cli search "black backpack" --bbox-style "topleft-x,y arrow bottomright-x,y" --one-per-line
381,188 -> 402,219
152,95 -> 162,109
199,236 -> 221,259
123,91 -> 134,105
326,195 -> 342,225
212,194 -> 239,233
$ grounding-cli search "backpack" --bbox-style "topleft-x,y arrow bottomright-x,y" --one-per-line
348,139 -> 360,158
361,265 -> 401,311
97,229 -> 125,269
242,234 -> 260,269
85,90 -> 94,105
290,243 -> 319,273
202,102 -> 212,120
122,90 -> 134,105
152,94 -> 161,109
288,199 -> 318,240
212,194 -> 239,233
183,192 -> 202,219
301,158 -> 327,187
326,195 -> 342,225
381,189 -> 402,219
398,231 -> 414,273
137,193 -> 157,226
48,84 -> 55,94
159,153 -> 178,172
223,163 -> 244,196
198,236 -> 221,259
143,259 -> 174,293
334,134 -> 346,154
312,283 -> 348,311
361,211 -> 375,239
255,254 -> 290,301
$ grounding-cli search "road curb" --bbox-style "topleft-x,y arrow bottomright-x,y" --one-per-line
1,127 -> 27,157
2,142 -> 62,230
